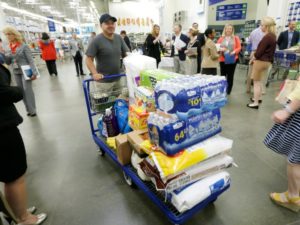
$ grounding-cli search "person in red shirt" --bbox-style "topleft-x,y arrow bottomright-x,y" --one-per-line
39,33 -> 57,76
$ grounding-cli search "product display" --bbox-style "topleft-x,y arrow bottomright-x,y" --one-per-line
140,69 -> 183,89
154,75 -> 227,115
129,105 -> 149,130
148,109 -> 222,155
170,171 -> 231,213
147,135 -> 233,178
140,154 -> 233,191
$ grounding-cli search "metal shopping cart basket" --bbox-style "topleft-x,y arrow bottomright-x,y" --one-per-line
267,51 -> 300,87
82,74 -> 230,225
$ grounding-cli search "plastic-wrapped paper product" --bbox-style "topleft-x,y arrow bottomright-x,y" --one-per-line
140,69 -> 183,89
147,109 -> 222,155
123,54 -> 157,99
170,171 -> 231,213
154,75 -> 227,116
149,135 -> 233,178
139,154 -> 233,192
165,155 -> 233,192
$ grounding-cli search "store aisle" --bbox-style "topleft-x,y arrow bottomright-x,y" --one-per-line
8,61 -> 300,225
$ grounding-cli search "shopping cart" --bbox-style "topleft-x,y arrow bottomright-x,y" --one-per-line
83,74 -> 230,225
266,51 -> 300,87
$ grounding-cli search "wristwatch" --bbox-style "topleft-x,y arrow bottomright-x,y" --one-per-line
284,105 -> 295,114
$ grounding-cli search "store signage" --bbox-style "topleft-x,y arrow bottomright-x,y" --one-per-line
216,3 -> 247,21
297,22 -> 300,31
209,0 -> 226,6
47,16 -> 56,32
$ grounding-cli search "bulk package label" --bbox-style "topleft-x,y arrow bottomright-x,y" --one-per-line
155,75 -> 228,116
148,109 -> 222,155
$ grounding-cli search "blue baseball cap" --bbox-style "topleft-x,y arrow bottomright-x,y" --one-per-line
100,14 -> 117,24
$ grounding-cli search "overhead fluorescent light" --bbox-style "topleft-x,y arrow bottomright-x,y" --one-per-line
90,1 -> 96,9
112,0 -> 122,3
0,2 -> 77,27
40,5 -> 51,10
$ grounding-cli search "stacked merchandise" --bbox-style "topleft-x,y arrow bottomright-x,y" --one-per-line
115,66 -> 235,213
135,74 -> 234,213
128,69 -> 183,130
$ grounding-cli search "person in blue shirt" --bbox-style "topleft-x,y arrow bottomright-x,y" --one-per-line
277,21 -> 300,50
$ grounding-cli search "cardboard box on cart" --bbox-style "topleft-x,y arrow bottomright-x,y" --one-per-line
127,129 -> 149,156
116,134 -> 132,165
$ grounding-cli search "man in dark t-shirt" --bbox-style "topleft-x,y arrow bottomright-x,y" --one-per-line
86,14 -> 129,91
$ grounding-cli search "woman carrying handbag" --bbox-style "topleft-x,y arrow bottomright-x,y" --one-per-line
3,26 -> 38,117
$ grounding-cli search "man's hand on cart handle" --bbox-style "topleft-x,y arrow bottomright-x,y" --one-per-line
92,73 -> 104,81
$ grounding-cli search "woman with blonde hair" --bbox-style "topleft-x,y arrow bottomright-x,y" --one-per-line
185,27 -> 200,75
3,26 -> 38,116
247,17 -> 277,109
145,24 -> 164,67
217,24 -> 241,95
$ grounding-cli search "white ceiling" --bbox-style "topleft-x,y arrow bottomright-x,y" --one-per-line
1,0 -> 109,24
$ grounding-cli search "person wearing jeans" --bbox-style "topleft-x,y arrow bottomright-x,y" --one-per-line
69,33 -> 85,77
217,24 -> 241,95
171,24 -> 190,74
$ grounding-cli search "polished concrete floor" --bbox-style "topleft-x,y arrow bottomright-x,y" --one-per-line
2,60 -> 300,225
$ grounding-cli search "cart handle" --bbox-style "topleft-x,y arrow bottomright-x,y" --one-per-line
83,74 -> 126,83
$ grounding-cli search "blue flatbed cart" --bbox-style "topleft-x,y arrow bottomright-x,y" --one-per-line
82,75 -> 230,225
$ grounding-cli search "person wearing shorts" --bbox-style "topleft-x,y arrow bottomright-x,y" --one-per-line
85,14 -> 129,92
247,17 -> 277,109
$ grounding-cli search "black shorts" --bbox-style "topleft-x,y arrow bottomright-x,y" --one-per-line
0,127 -> 27,183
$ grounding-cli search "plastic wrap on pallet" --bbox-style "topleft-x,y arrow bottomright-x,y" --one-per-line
154,75 -> 227,116
170,171 -> 231,213
148,109 -> 222,155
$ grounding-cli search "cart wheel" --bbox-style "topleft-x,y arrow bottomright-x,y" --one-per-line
98,148 -> 105,157
123,171 -> 137,188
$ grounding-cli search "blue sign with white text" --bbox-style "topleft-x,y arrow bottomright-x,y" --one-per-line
209,0 -> 226,6
216,3 -> 247,21
47,16 -> 56,32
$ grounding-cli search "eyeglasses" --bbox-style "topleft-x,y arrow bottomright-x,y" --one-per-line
5,33 -> 14,36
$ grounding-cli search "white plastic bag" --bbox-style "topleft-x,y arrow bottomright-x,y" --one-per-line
123,54 -> 156,100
